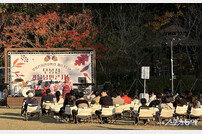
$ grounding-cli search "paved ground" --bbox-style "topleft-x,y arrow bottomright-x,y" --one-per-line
0,107 -> 201,130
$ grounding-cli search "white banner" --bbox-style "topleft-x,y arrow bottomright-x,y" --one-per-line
7,51 -> 94,96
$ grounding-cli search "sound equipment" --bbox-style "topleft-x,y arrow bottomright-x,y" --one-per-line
78,77 -> 86,84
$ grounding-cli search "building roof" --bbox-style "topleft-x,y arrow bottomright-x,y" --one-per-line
163,25 -> 188,33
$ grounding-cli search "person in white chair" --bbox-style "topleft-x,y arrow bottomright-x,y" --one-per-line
72,92 -> 89,123
21,91 -> 38,116
95,90 -> 113,123
112,91 -> 124,106
134,98 -> 148,125
148,92 -> 156,104
52,91 -> 64,119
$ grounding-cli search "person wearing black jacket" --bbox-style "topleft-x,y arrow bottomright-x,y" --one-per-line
72,92 -> 89,123
95,90 -> 113,123
41,89 -> 55,115
133,98 -> 148,125
149,93 -> 162,108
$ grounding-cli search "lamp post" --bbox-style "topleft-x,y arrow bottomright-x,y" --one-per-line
171,38 -> 175,95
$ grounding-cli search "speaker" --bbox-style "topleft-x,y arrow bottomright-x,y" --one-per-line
78,77 -> 86,84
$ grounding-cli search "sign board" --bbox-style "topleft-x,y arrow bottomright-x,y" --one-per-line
141,66 -> 150,79
6,49 -> 95,96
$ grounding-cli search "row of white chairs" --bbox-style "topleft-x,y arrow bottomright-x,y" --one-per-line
25,102 -> 202,123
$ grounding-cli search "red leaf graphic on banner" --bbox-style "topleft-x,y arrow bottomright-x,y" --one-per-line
16,66 -> 22,68
74,54 -> 89,66
13,58 -> 19,66
17,63 -> 25,65
83,73 -> 91,80
80,64 -> 90,72
15,71 -> 20,73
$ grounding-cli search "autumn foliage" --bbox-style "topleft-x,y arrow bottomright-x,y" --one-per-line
0,10 -> 106,57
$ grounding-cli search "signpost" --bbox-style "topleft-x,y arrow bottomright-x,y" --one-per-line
141,66 -> 150,97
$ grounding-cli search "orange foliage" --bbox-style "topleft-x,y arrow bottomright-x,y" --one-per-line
0,10 -> 106,55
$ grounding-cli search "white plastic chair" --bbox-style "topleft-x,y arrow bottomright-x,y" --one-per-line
160,108 -> 175,125
100,106 -> 115,123
91,104 -> 101,115
115,105 -> 125,114
50,104 -> 63,113
175,105 -> 188,119
42,101 -> 54,110
190,107 -> 202,118
138,107 -> 154,124
76,107 -> 92,123
25,104 -> 41,121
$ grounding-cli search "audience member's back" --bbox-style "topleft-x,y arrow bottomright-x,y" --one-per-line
161,96 -> 174,110
41,89 -> 55,102
76,92 -> 89,108
121,92 -> 131,104
138,98 -> 148,113
149,93 -> 162,107
112,92 -> 124,106
99,90 -> 113,107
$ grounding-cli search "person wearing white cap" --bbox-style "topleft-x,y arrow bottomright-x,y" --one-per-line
21,91 -> 38,116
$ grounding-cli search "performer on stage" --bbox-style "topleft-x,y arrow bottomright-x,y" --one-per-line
58,75 -> 73,99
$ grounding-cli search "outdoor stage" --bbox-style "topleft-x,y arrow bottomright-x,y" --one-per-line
4,47 -> 96,107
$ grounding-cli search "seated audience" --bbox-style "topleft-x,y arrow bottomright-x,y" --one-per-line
54,91 -> 64,105
186,91 -> 193,104
149,93 -> 162,108
41,89 -> 55,115
21,91 -> 38,116
161,96 -> 174,110
99,90 -> 113,107
95,90 -> 113,123
112,91 -> 124,106
75,92 -> 89,108
63,90 -> 76,107
192,96 -> 201,108
148,92 -> 156,104
173,94 -> 187,108
121,92 -> 131,104
72,92 -> 89,123
132,96 -> 140,105
134,98 -> 148,125
91,91 -> 101,105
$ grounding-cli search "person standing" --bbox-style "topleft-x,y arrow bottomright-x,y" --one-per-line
58,75 -> 73,99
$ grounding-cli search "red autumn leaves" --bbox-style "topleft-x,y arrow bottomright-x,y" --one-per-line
0,10 -> 106,57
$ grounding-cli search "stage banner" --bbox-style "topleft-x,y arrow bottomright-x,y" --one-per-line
7,51 -> 95,96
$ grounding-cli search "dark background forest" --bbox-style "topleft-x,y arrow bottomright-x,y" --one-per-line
0,3 -> 201,97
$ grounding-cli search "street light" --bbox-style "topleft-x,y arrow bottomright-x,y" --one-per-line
170,38 -> 181,95
171,38 -> 175,95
